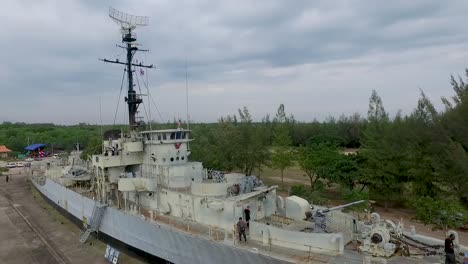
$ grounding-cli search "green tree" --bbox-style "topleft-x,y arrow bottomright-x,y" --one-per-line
412,196 -> 468,230
80,135 -> 103,160
333,154 -> 366,191
296,144 -> 340,189
214,115 -> 242,171
360,90 -> 403,210
270,104 -> 294,189
229,107 -> 270,176
201,107 -> 269,176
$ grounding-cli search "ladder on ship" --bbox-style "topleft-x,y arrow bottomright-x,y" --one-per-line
80,202 -> 107,243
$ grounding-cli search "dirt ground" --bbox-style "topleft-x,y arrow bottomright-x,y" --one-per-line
0,168 -> 144,264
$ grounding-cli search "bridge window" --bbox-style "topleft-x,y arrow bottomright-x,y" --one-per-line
157,134 -> 161,140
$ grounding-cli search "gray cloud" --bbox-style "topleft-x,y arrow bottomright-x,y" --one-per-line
1,0 -> 468,124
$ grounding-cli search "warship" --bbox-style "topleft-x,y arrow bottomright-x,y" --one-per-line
31,7 -> 467,264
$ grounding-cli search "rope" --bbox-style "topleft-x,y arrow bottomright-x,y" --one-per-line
143,78 -> 165,123
144,52 -> 152,130
112,69 -> 126,128
134,58 -> 164,123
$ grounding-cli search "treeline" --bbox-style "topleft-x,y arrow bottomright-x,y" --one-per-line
186,70 -> 468,229
0,123 -> 101,154
1,70 -> 468,229
0,117 -> 364,160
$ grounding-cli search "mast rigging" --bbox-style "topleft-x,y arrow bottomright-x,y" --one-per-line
100,7 -> 154,130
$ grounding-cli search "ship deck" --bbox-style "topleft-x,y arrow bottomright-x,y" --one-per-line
69,186 -> 324,263
34,161 -> 451,264
65,184 -> 445,264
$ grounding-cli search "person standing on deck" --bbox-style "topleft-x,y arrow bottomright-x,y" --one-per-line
244,205 -> 251,228
445,233 -> 456,264
237,217 -> 247,242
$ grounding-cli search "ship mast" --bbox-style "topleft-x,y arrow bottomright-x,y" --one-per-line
101,7 -> 153,130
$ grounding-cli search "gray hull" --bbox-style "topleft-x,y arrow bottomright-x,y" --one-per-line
32,178 -> 291,264
31,178 -> 445,264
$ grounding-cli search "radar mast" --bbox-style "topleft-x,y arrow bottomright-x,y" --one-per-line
101,7 -> 154,130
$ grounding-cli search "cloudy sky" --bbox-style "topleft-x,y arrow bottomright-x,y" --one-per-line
1,0 -> 468,125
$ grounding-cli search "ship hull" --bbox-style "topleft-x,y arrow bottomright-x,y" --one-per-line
31,178 -> 291,264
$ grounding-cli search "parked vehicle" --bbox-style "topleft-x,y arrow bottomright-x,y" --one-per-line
6,162 -> 16,168
15,162 -> 24,167
25,157 -> 34,162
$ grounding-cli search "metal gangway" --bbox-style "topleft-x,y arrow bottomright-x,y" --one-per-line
80,202 -> 107,243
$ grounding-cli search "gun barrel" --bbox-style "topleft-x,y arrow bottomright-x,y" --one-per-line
321,200 -> 366,213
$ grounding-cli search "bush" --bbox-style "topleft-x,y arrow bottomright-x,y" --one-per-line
411,196 -> 468,230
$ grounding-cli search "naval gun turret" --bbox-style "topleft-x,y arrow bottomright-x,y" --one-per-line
311,200 -> 367,232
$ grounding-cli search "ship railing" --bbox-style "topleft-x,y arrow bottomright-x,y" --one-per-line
134,203 -> 228,241
231,231 -> 354,262
134,202 -> 357,261
139,207 -> 338,258
142,210 -> 227,241
237,231 -> 339,250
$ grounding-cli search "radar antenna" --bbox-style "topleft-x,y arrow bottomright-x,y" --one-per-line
109,7 -> 149,29
101,7 -> 154,130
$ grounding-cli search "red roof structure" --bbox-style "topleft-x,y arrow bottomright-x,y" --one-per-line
0,145 -> 12,153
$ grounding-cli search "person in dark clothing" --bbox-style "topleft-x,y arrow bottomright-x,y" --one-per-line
445,233 -> 456,264
5,175 -> 9,182
237,217 -> 247,242
244,206 -> 251,228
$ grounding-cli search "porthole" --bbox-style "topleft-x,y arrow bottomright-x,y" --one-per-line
162,158 -> 166,162
181,156 -> 185,160
170,157 -> 174,162
176,157 -> 179,161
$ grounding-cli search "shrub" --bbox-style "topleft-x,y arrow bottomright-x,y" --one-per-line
411,196 -> 468,230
